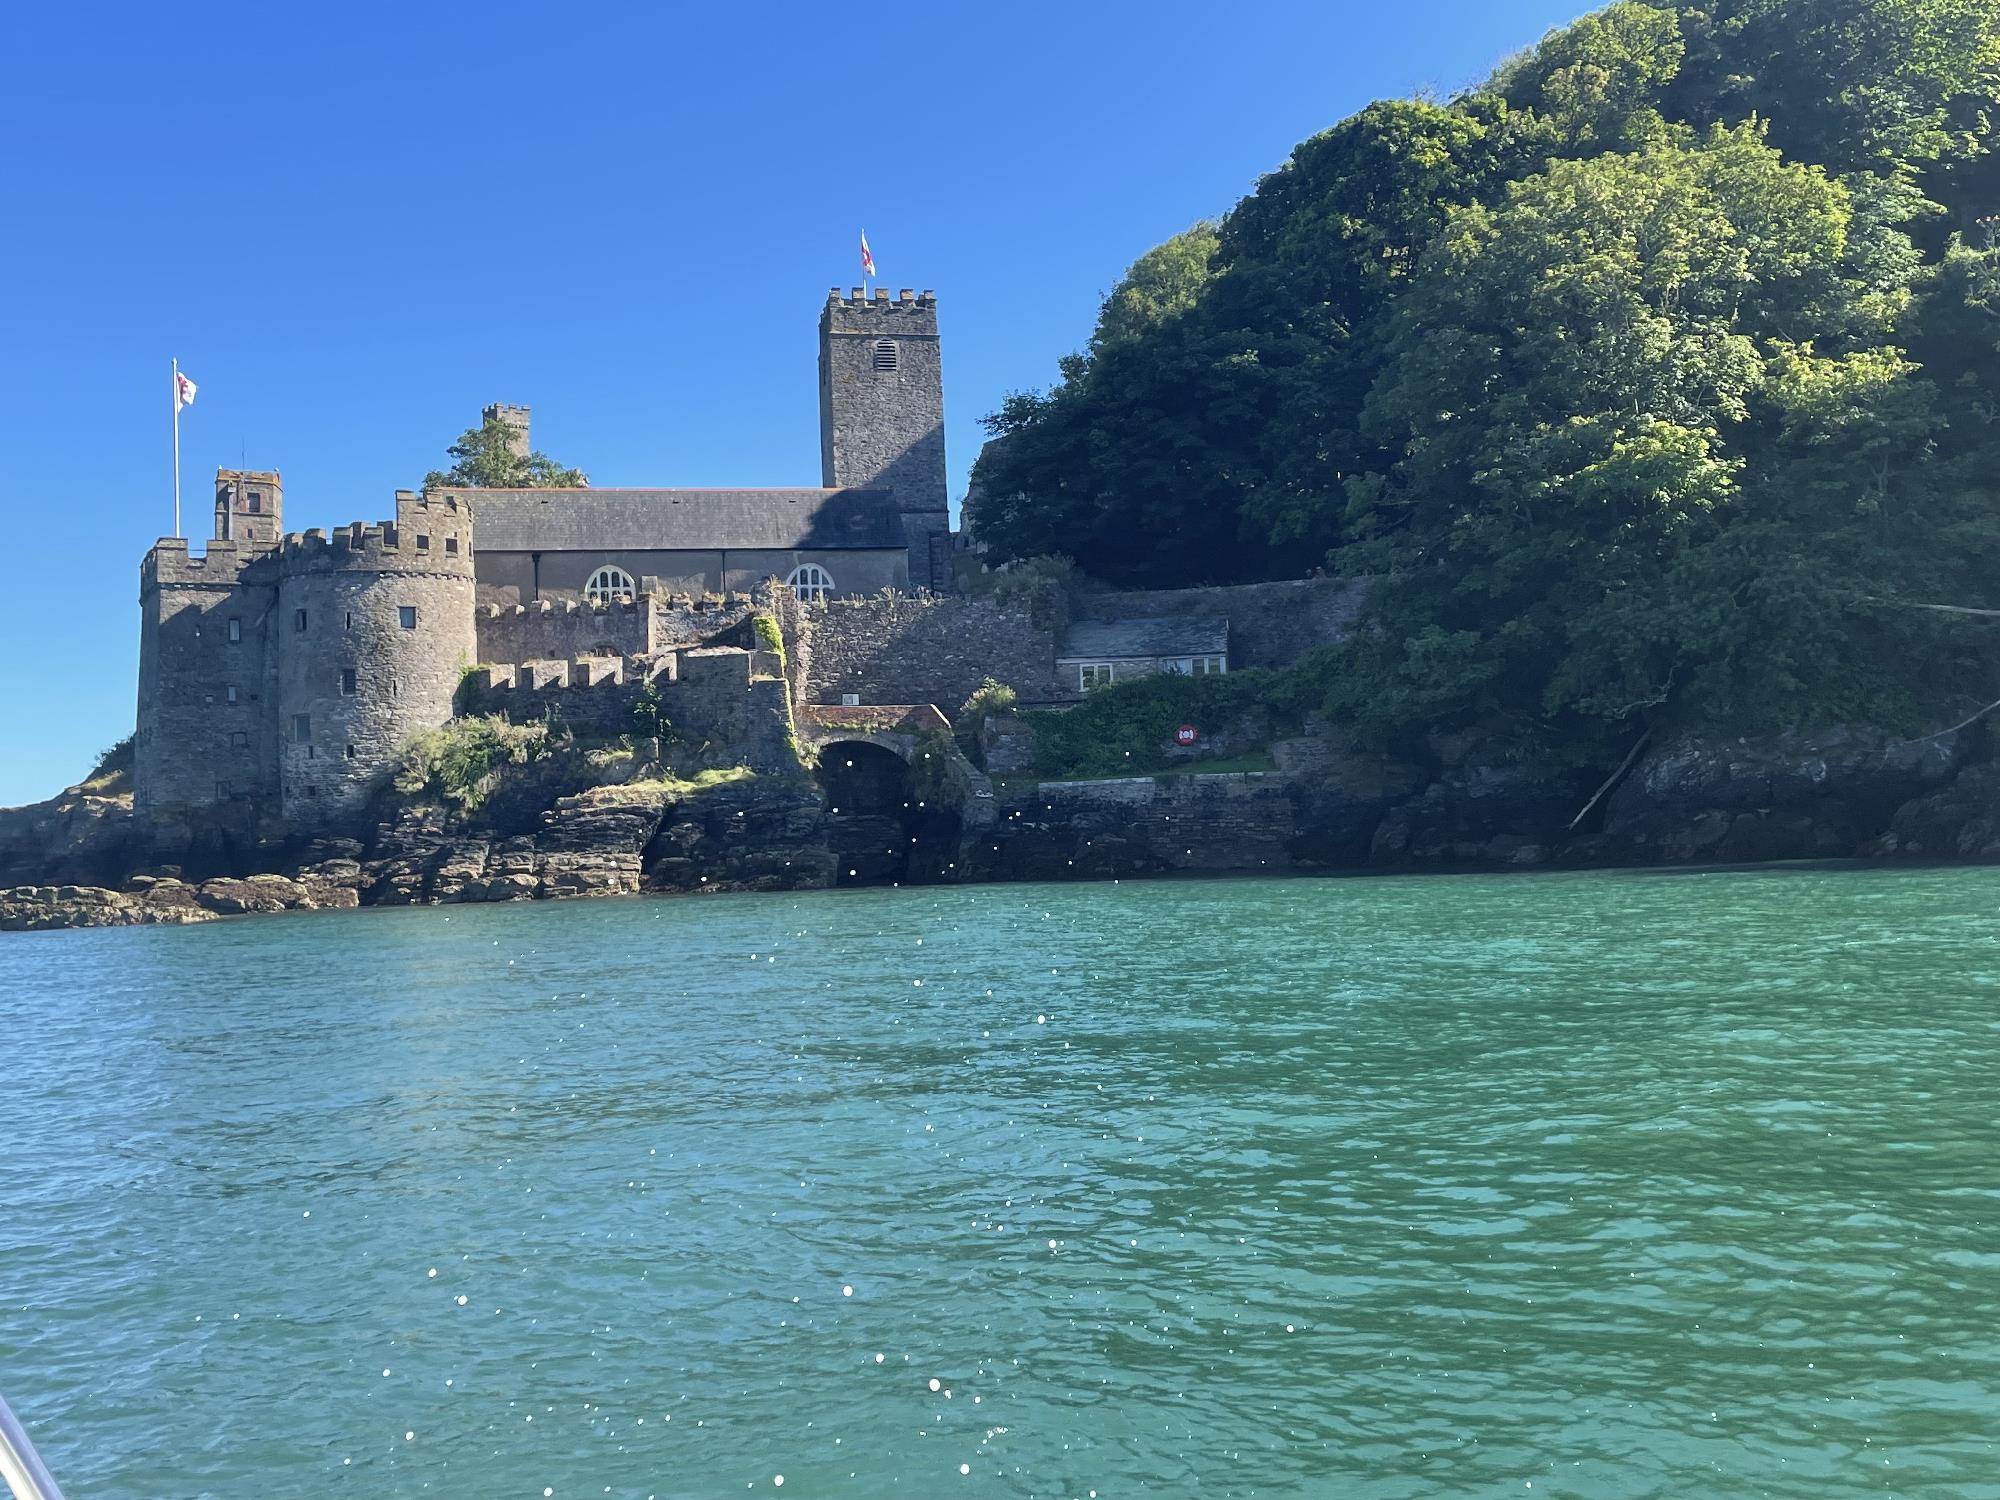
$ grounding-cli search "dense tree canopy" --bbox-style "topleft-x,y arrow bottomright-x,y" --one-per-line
972,0 -> 2000,753
423,410 -> 587,490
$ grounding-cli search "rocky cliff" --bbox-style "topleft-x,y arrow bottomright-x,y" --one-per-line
1,760 -> 833,932
4,719 -> 1995,932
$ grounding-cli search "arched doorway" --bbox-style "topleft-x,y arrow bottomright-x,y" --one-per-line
818,741 -> 915,886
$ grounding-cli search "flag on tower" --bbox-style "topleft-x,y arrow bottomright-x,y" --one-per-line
860,231 -> 876,280
175,370 -> 198,410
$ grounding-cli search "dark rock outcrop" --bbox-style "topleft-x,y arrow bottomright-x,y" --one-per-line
0,870 -> 358,932
1603,726 -> 1972,864
9,715 -> 2000,934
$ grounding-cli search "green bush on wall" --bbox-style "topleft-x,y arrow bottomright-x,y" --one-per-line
394,715 -> 553,812
751,613 -> 786,671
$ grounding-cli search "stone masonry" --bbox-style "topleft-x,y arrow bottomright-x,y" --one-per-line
799,593 -> 1076,710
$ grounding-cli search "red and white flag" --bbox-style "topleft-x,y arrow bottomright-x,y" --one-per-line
175,370 -> 198,411
860,231 -> 876,279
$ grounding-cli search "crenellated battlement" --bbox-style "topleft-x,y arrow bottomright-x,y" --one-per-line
478,598 -> 646,621
827,287 -> 936,311
142,536 -> 272,590
396,490 -> 469,522
274,510 -> 473,575
469,656 -> 636,695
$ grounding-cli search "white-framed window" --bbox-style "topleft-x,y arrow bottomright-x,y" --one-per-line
1191,654 -> 1226,676
1078,662 -> 1115,690
586,565 -> 636,604
788,564 -> 835,603
872,338 -> 899,372
398,606 -> 418,629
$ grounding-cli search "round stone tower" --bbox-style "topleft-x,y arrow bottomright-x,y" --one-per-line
274,493 -> 475,819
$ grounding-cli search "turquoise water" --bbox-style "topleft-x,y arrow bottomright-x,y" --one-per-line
3,867 -> 1998,1499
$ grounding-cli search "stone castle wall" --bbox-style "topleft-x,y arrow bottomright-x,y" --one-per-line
469,648 -> 798,774
474,593 -> 778,668
800,594 -> 1072,712
135,539 -> 282,819
476,598 -> 653,664
136,496 -> 478,824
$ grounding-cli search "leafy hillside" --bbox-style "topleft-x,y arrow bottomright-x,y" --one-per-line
973,0 -> 2000,756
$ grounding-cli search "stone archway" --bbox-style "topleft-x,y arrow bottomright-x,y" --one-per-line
818,740 -> 918,886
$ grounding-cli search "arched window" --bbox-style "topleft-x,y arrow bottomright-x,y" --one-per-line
872,338 -> 899,372
788,564 -> 835,603
585,566 -> 636,604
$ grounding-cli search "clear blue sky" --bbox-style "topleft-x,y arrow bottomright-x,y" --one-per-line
0,0 -> 1586,807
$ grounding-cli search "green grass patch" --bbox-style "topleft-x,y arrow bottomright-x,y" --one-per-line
588,766 -> 757,802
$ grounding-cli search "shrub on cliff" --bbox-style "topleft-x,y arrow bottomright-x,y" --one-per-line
79,735 -> 135,795
393,716 -> 553,812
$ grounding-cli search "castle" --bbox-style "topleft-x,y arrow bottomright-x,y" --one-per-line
135,289 -> 957,824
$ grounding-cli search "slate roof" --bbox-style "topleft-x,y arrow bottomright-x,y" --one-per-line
464,488 -> 909,552
1058,617 -> 1230,661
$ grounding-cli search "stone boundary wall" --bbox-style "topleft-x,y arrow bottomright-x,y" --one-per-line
1072,576 -> 1372,670
476,599 -> 651,664
801,594 -> 1071,714
649,593 -> 763,650
468,650 -> 797,773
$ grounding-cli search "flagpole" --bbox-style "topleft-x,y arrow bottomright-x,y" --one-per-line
171,357 -> 182,538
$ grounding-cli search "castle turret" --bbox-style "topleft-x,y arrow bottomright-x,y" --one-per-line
273,492 -> 476,818
819,288 -> 949,589
483,403 -> 531,460
213,469 -> 283,547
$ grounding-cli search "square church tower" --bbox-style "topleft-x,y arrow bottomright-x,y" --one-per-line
819,288 -> 950,590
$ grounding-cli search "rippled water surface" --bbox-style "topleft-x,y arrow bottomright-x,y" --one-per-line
4,868 -> 2000,1499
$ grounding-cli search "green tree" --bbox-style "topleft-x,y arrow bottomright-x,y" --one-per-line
1664,0 -> 2000,176
423,409 -> 588,490
1494,1 -> 1686,150
1089,223 -> 1220,354
972,0 -> 2000,750
1334,126 -> 1982,750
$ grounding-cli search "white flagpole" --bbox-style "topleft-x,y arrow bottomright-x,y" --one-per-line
171,358 -> 182,538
